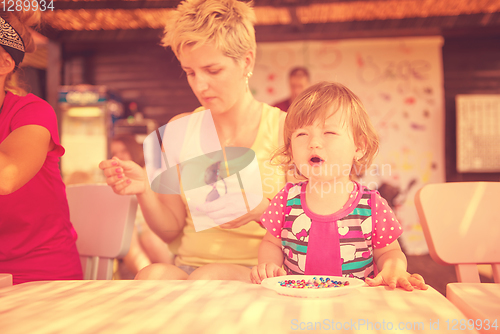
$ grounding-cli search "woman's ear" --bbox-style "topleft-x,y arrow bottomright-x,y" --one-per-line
0,50 -> 15,76
243,49 -> 255,74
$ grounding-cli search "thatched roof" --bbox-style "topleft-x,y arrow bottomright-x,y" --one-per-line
44,0 -> 500,31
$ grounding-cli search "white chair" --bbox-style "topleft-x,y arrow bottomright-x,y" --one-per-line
0,274 -> 12,288
415,182 -> 500,333
66,184 -> 137,280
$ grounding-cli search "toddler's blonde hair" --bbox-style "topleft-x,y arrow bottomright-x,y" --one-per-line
275,81 -> 379,178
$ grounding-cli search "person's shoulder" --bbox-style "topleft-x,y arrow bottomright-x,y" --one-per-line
4,92 -> 54,120
6,92 -> 52,109
168,112 -> 192,123
262,102 -> 283,114
262,103 -> 286,123
357,183 -> 392,209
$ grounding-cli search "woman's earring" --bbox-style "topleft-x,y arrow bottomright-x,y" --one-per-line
245,71 -> 253,92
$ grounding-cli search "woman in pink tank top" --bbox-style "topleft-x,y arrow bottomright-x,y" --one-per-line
0,9 -> 82,284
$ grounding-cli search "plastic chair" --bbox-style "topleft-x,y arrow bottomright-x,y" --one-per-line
0,274 -> 12,288
66,184 -> 138,280
415,182 -> 500,283
415,182 -> 500,332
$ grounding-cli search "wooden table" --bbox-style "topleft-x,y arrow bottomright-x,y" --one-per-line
0,280 -> 478,334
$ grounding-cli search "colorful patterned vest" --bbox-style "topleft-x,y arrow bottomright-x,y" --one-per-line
281,182 -> 375,280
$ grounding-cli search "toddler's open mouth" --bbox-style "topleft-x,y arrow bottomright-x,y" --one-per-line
309,155 -> 324,166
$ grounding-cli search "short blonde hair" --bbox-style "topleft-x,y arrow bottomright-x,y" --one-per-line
275,81 -> 379,178
161,0 -> 256,61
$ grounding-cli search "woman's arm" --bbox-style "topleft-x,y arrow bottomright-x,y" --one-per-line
99,158 -> 187,243
100,112 -> 194,243
136,188 -> 187,243
250,231 -> 286,283
0,125 -> 53,195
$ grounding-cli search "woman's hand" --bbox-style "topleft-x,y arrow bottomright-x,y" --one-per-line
196,193 -> 268,229
365,270 -> 427,291
250,263 -> 286,284
99,157 -> 148,195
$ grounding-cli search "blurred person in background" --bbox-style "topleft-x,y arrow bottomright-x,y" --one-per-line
273,66 -> 310,112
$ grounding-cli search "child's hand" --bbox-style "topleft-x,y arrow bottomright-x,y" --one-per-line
250,263 -> 286,284
365,269 -> 428,291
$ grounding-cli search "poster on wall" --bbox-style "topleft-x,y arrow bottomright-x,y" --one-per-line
252,36 -> 445,255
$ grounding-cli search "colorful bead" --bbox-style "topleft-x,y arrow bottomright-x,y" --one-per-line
278,277 -> 349,289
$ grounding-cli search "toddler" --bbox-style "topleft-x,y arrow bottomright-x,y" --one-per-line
251,82 -> 427,291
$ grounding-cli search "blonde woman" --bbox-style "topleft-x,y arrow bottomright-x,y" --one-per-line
0,10 -> 82,284
100,0 -> 287,281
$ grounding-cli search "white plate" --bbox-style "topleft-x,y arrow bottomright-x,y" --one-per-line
261,275 -> 365,298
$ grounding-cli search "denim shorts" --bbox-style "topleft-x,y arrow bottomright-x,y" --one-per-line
177,264 -> 198,275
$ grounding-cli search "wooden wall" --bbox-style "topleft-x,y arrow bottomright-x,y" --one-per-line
442,35 -> 500,182
63,41 -> 199,126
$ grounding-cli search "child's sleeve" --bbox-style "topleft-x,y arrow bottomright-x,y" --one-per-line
259,183 -> 293,239
371,191 -> 403,249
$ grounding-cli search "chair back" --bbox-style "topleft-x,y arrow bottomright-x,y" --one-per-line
66,184 -> 137,280
0,274 -> 12,288
415,182 -> 500,283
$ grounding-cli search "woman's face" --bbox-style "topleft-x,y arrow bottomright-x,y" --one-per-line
178,43 -> 250,114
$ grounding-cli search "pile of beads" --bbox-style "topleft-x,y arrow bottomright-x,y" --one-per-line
278,277 -> 350,289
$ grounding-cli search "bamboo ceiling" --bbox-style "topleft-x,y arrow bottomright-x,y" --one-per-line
44,0 -> 500,31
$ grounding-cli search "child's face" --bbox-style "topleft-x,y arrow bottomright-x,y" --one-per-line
290,109 -> 361,182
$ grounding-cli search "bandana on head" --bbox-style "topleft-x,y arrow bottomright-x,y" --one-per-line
0,16 -> 25,67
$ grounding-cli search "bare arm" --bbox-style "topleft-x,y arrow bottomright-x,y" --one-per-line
368,241 -> 427,290
136,187 -> 187,243
99,158 -> 187,244
100,113 -> 193,243
251,231 -> 286,283
374,241 -> 408,277
0,125 -> 53,195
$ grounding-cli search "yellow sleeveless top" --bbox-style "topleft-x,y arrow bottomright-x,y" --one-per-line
173,104 -> 285,267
